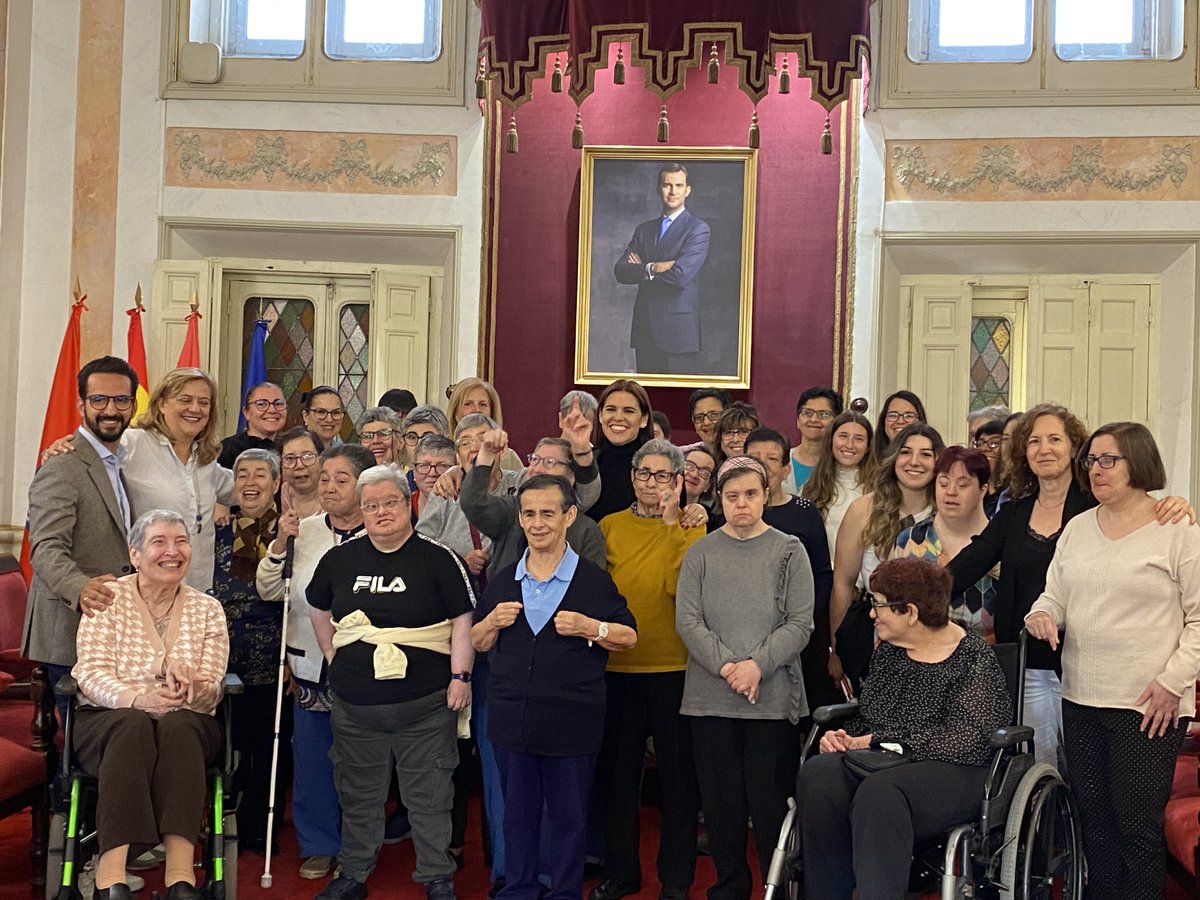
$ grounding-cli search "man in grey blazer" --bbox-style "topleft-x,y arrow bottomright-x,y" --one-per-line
22,356 -> 140,715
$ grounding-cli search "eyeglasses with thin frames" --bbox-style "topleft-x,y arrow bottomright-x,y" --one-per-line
884,411 -> 919,424
361,498 -> 405,515
308,408 -> 345,420
281,451 -> 318,468
248,398 -> 288,411
799,408 -> 834,421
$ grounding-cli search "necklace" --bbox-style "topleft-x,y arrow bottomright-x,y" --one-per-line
139,576 -> 178,637
1036,494 -> 1066,510
630,501 -> 662,519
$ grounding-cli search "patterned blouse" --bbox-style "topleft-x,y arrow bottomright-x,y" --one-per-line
213,510 -> 282,687
895,517 -> 998,641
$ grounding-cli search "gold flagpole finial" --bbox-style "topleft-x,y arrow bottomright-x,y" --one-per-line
72,275 -> 83,302
134,282 -> 144,311
189,291 -> 200,312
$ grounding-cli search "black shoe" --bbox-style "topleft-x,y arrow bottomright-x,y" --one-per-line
426,876 -> 456,900
316,875 -> 369,900
165,883 -> 202,900
95,886 -> 135,900
588,879 -> 640,900
659,888 -> 690,900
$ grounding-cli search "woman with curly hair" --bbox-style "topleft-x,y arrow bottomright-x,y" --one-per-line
802,411 -> 876,562
829,423 -> 945,691
948,404 -> 1191,768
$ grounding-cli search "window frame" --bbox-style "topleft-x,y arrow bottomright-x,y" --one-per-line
323,0 -> 443,62
222,0 -> 306,60
908,0 -> 1035,64
162,0 -> 466,105
1052,0 -> 1185,61
876,0 -> 1199,108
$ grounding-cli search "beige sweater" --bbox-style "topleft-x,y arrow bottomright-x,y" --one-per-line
73,574 -> 229,714
1029,510 -> 1200,716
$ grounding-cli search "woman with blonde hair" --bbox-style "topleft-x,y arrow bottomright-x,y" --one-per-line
802,411 -> 876,562
447,377 -> 522,471
829,423 -> 945,691
118,368 -> 235,592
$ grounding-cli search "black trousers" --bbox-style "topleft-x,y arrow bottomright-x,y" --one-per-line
73,707 -> 223,854
690,716 -> 801,900
796,753 -> 989,900
597,671 -> 698,890
230,683 -> 292,849
1062,700 -> 1188,900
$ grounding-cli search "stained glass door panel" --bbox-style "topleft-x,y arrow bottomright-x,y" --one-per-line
969,316 -> 1012,412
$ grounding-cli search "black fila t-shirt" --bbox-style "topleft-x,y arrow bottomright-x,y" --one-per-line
308,533 -> 475,705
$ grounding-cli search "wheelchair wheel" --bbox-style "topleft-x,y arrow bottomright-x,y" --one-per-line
763,797 -> 802,900
998,764 -> 1083,900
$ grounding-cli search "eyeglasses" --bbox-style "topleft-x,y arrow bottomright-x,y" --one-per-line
457,436 -> 483,449
527,454 -> 568,470
722,427 -> 752,438
281,451 -> 318,468
633,467 -> 677,484
1081,454 -> 1125,470
691,411 -> 722,424
361,498 -> 405,515
973,437 -> 1003,451
799,408 -> 834,421
402,430 -> 431,446
884,411 -> 919,424
683,461 -> 713,480
360,428 -> 395,442
868,598 -> 907,611
86,394 -> 134,411
248,398 -> 287,412
307,408 -> 345,420
414,461 -> 453,475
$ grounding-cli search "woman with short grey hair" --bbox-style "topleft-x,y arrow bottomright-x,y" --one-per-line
398,406 -> 452,469
357,407 -> 404,466
412,435 -> 458,524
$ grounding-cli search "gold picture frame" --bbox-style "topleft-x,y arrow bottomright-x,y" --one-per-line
574,146 -> 757,389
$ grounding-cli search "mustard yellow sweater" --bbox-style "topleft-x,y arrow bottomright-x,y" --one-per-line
600,509 -> 704,673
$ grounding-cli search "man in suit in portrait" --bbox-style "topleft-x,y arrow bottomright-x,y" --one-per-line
613,162 -> 711,375
22,355 -> 140,720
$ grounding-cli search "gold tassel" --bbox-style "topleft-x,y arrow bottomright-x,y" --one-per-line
707,42 -> 719,84
614,45 -> 626,84
820,115 -> 832,155
506,115 -> 519,154
551,54 -> 563,93
475,59 -> 487,99
572,110 -> 584,149
656,104 -> 669,143
779,55 -> 791,94
748,110 -> 759,149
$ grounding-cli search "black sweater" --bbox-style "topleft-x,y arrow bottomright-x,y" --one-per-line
947,481 -> 1094,672
587,438 -> 644,522
474,558 -> 637,756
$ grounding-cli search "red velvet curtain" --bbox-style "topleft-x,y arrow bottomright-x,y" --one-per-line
478,0 -> 870,111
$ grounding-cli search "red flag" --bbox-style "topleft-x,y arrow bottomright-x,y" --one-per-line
177,306 -> 202,369
126,297 -> 151,419
19,295 -> 88,584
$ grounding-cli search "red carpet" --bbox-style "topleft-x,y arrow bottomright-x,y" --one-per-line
1,801 -> 1192,899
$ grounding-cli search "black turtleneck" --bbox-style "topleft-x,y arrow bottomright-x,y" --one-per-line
587,438 -> 643,522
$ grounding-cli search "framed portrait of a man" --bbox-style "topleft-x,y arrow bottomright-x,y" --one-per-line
574,146 -> 757,389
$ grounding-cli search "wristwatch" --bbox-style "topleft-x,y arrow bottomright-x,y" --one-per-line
450,672 -> 472,683
587,621 -> 609,648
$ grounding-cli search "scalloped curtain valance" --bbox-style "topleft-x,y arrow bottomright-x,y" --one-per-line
476,0 -> 870,112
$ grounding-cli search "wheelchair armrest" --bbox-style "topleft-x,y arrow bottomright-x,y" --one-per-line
54,674 -> 78,696
990,724 -> 1034,750
813,700 -> 860,726
223,673 -> 244,696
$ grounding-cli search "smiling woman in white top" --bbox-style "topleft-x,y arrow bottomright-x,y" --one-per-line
802,410 -> 876,563
122,368 -> 235,593
1027,421 -> 1200,900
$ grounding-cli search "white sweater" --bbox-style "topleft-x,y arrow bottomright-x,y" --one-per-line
256,513 -> 364,683
1029,509 -> 1200,716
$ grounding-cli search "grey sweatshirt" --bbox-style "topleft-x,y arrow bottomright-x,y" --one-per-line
676,527 -> 815,723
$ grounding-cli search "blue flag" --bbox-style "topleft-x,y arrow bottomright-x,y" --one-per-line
237,318 -> 270,431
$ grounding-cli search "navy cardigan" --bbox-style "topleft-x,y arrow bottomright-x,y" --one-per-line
474,556 -> 636,756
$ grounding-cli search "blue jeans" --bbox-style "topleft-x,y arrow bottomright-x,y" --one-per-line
1023,668 -> 1064,770
292,702 -> 341,857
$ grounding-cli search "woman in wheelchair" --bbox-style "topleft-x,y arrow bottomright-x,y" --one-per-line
71,509 -> 230,900
795,557 -> 1010,900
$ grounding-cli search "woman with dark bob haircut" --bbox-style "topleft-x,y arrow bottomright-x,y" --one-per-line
796,556 -> 1011,900
1027,422 -> 1200,899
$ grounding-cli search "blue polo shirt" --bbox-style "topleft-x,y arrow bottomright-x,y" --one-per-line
516,545 -> 579,635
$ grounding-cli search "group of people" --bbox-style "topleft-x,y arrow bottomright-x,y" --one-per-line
18,357 -> 1200,900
